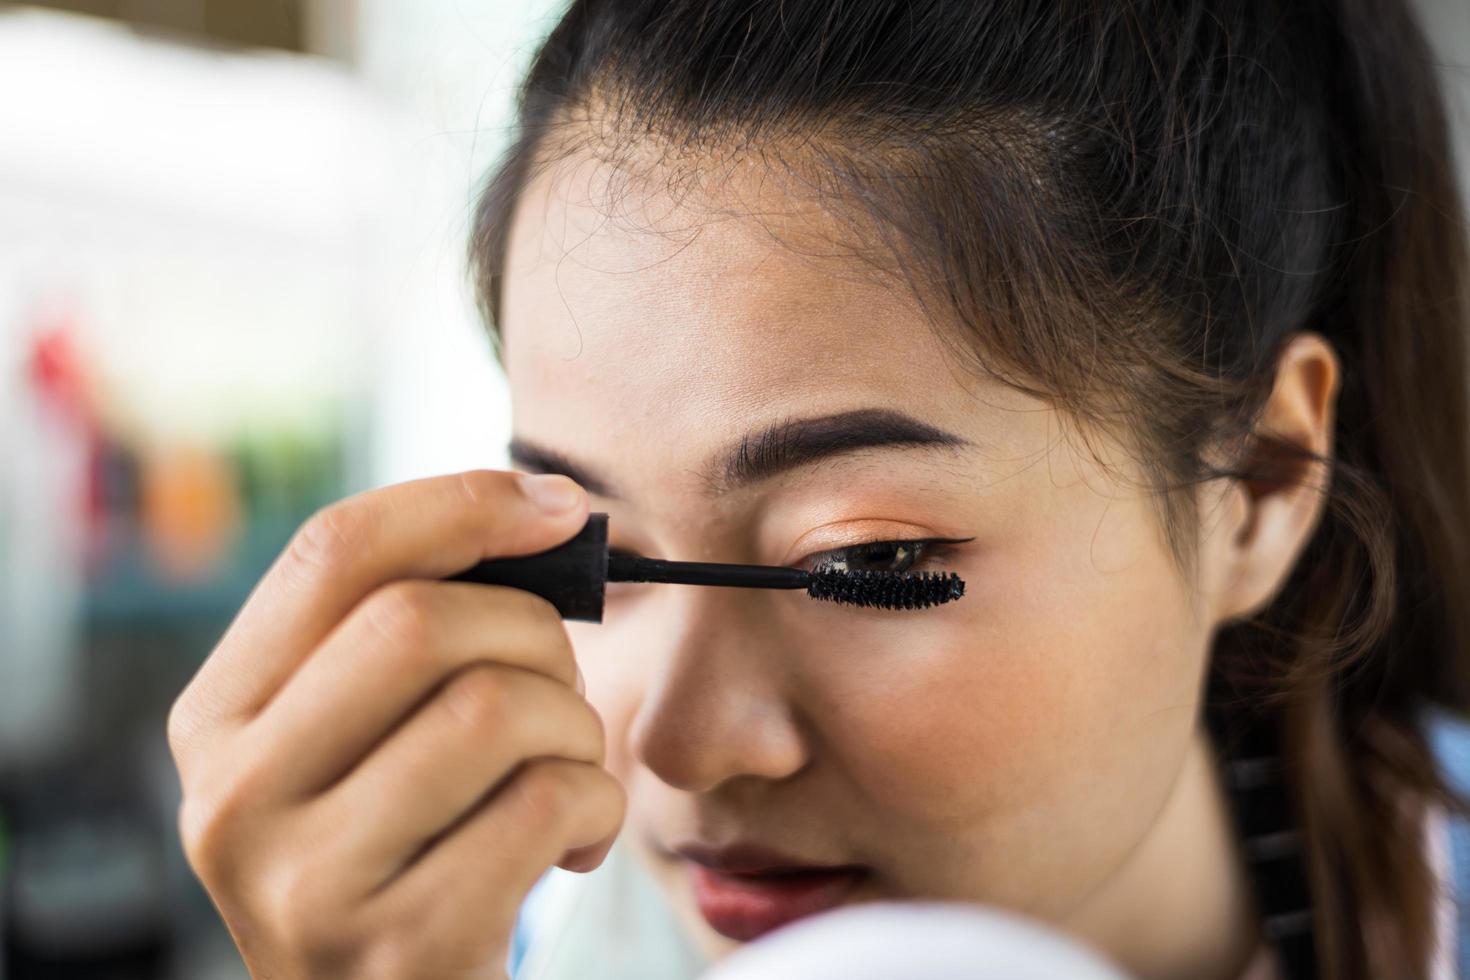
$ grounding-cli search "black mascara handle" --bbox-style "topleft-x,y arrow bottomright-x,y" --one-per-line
608,553 -> 811,589
446,512 -> 610,623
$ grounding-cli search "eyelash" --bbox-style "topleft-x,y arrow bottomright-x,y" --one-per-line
805,538 -> 952,576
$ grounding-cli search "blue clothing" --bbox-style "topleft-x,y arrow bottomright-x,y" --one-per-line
1427,706 -> 1470,979
510,706 -> 1470,979
509,871 -> 544,976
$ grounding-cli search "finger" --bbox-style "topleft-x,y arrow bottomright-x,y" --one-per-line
179,470 -> 588,727
245,580 -> 580,798
312,663 -> 605,891
372,758 -> 625,931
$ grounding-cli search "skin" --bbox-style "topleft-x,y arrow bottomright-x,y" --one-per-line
167,141 -> 1339,980
498,145 -> 1341,980
168,470 -> 620,979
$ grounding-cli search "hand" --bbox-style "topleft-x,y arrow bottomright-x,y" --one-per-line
167,470 -> 625,979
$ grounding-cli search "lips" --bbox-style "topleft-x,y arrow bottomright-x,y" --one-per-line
676,843 -> 871,942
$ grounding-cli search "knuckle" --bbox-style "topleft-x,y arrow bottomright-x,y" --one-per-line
177,791 -> 240,885
456,468 -> 515,510
287,502 -> 362,576
511,759 -> 577,827
488,586 -> 577,682
260,860 -> 337,952
521,592 -> 576,654
361,581 -> 439,652
582,769 -> 627,845
476,578 -> 556,629
176,752 -> 275,884
582,764 -> 624,820
440,666 -> 511,735
512,585 -> 573,640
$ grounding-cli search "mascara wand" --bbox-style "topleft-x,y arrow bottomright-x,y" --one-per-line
447,512 -> 965,623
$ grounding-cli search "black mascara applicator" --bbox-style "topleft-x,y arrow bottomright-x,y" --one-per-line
447,513 -> 965,622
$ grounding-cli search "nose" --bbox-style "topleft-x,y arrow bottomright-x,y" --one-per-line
628,587 -> 811,793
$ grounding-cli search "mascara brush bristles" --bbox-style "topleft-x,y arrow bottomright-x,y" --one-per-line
806,568 -> 965,609
609,553 -> 966,611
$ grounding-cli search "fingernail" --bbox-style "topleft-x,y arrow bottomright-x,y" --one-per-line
518,473 -> 583,514
574,661 -> 586,696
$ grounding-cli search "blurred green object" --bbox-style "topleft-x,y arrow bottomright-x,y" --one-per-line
83,416 -> 352,625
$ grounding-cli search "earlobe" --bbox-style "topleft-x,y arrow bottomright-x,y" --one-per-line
1211,331 -> 1342,625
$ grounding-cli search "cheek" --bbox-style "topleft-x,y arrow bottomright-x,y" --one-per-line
806,535 -> 1206,836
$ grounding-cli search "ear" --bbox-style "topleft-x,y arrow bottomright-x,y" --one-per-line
1208,331 -> 1342,625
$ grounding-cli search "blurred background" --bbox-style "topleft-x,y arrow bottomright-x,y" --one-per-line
0,1 -> 1466,978
0,1 -> 566,976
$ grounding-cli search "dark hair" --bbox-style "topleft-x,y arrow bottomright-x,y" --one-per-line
469,1 -> 1470,976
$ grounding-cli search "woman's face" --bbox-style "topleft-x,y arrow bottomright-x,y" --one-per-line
499,149 -> 1236,960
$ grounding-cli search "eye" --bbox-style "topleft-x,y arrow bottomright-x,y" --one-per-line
607,536 -> 973,582
806,539 -> 946,575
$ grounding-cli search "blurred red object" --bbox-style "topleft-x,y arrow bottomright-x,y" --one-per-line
26,318 -> 106,572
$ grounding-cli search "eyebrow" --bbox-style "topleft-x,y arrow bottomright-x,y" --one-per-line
507,407 -> 974,499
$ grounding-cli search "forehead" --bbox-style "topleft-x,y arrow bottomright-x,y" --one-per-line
498,147 -> 1029,495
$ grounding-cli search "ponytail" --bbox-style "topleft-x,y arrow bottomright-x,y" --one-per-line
1220,2 -> 1470,976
